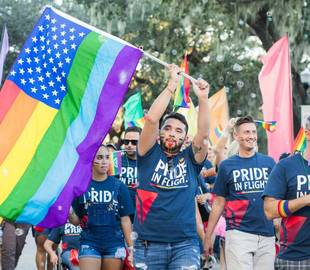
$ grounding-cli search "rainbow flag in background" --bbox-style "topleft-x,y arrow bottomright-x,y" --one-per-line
173,54 -> 190,108
127,116 -> 145,128
255,120 -> 277,132
123,91 -> 145,128
0,7 -> 142,227
214,125 -> 223,138
292,127 -> 306,153
109,151 -> 122,176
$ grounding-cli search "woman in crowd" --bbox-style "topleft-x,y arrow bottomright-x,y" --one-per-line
69,144 -> 134,270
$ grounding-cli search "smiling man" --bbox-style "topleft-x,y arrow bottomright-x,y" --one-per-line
204,116 -> 276,270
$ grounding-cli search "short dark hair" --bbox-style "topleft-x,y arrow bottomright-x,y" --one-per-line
105,143 -> 117,151
125,126 -> 142,135
160,112 -> 188,134
235,116 -> 255,130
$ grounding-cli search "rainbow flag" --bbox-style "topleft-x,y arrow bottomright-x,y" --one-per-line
214,125 -> 223,138
127,116 -> 145,128
255,120 -> 277,132
0,7 -> 142,227
109,151 -> 122,176
173,54 -> 190,108
123,91 -> 145,128
292,127 -> 306,153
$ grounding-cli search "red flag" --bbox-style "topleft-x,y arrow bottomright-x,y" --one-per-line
258,35 -> 293,161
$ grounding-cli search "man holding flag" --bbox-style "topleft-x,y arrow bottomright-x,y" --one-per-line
133,64 -> 210,269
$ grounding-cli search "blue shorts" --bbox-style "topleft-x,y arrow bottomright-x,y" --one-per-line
79,243 -> 126,260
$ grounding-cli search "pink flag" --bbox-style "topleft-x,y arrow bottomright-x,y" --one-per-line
258,35 -> 293,161
0,25 -> 9,83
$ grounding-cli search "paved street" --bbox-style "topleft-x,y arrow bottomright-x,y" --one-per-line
16,232 -> 36,270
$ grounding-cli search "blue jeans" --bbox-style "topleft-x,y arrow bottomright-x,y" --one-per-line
134,238 -> 200,270
61,250 -> 80,270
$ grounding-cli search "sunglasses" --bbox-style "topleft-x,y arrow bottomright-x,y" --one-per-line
122,139 -> 138,146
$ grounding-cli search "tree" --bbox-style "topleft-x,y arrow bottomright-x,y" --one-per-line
74,0 -> 310,150
1,0 -> 309,151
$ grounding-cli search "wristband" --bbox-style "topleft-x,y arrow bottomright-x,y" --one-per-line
277,200 -> 291,218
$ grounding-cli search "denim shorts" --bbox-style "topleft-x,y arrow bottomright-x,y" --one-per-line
79,243 -> 126,260
134,238 -> 200,270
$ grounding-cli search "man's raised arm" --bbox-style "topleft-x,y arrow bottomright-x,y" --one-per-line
192,79 -> 210,163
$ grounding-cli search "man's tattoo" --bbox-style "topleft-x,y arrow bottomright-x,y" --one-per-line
192,142 -> 202,154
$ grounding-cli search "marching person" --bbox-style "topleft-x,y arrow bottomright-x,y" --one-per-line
70,145 -> 134,270
204,116 -> 276,270
263,117 -> 310,269
133,64 -> 210,270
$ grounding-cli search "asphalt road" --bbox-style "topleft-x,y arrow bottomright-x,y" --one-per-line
16,231 -> 37,270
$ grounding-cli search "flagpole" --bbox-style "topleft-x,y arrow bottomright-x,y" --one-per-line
45,5 -> 199,84
142,51 -> 197,83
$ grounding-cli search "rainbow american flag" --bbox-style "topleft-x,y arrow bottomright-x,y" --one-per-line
0,7 -> 142,227
109,151 -> 122,176
173,54 -> 190,108
214,125 -> 223,138
292,127 -> 306,153
255,120 -> 277,132
127,116 -> 145,128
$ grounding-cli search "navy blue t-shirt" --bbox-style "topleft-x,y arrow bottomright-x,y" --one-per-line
73,176 -> 134,248
214,153 -> 275,236
48,223 -> 81,254
263,154 -> 310,261
134,143 -> 204,242
120,156 -> 138,208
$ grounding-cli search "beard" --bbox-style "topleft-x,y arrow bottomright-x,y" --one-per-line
159,137 -> 184,155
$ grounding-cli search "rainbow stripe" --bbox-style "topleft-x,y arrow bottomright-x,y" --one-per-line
293,127 -> 306,153
0,7 -> 142,227
277,200 -> 291,218
109,151 -> 122,176
127,116 -> 145,128
214,125 -> 223,138
173,54 -> 190,108
255,120 -> 277,132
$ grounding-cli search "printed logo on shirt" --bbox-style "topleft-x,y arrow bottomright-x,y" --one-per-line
83,188 -> 117,206
64,223 -> 82,235
296,175 -> 310,198
150,158 -> 188,189
232,167 -> 269,194
120,166 -> 138,187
